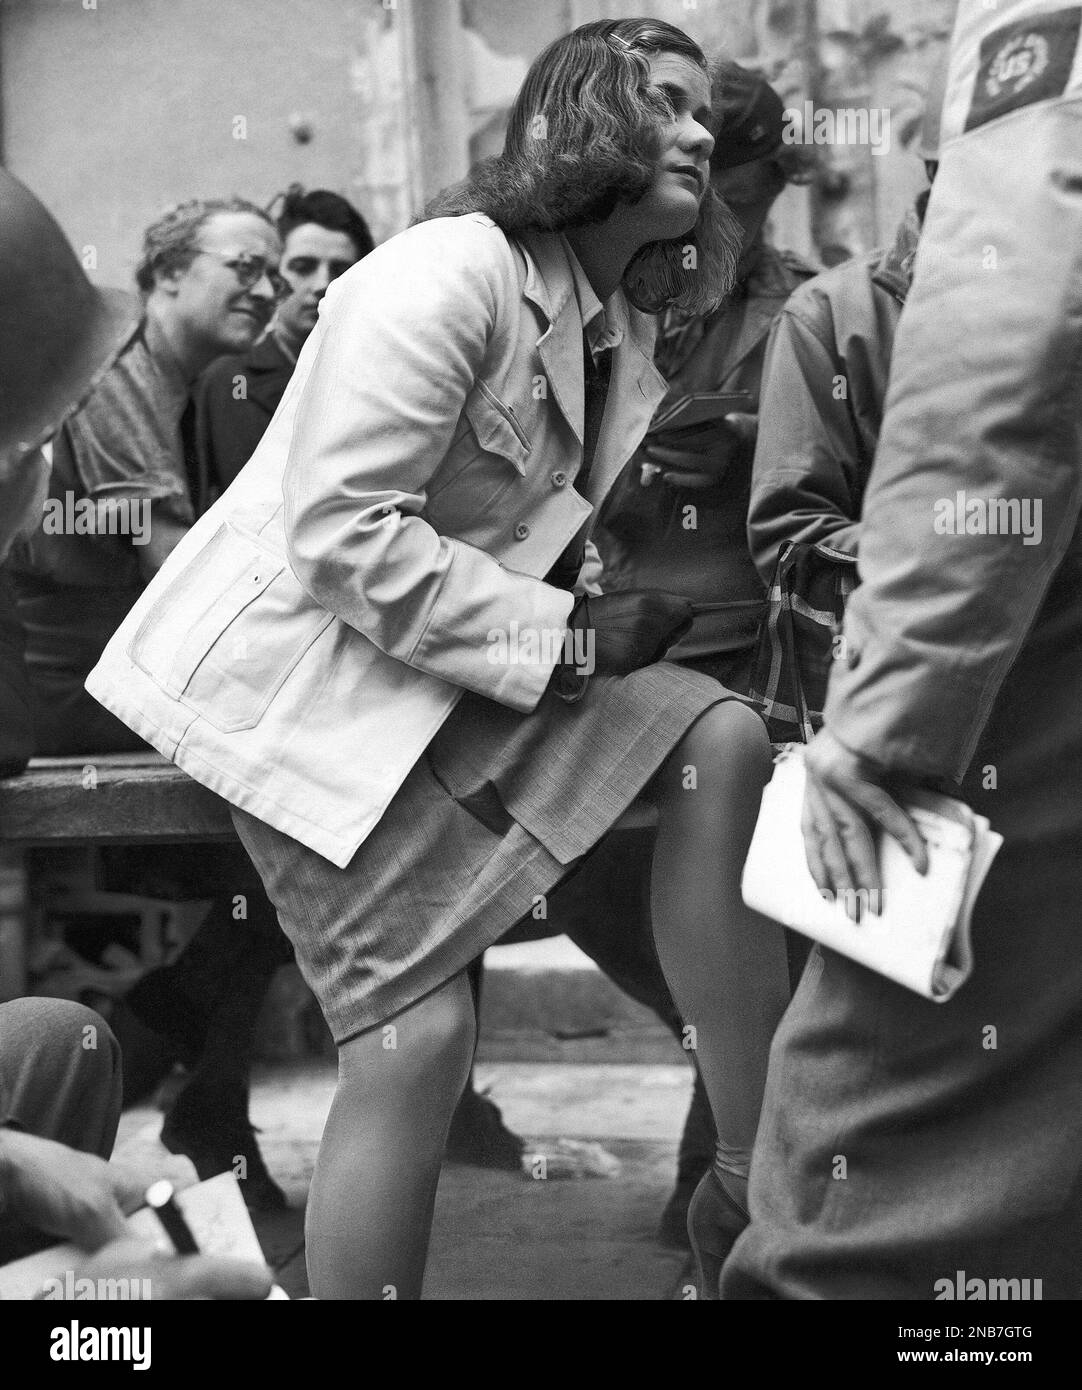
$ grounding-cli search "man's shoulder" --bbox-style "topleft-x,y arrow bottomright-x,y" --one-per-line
68,324 -> 171,436
780,249 -> 890,330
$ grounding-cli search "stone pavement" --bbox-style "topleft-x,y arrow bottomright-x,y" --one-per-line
115,1059 -> 700,1300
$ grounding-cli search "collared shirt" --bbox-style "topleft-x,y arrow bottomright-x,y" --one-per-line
11,307 -> 196,596
8,306 -> 202,694
560,235 -> 625,362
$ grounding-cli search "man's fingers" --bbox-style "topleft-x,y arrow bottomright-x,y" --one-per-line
830,794 -> 882,906
75,1239 -> 274,1301
159,1256 -> 274,1302
803,781 -> 855,902
64,1197 -> 129,1251
840,778 -> 928,875
661,469 -> 713,489
110,1154 -> 199,1214
800,788 -> 829,892
644,444 -> 711,470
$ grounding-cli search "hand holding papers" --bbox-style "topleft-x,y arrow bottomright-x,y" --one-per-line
742,746 -> 1002,1001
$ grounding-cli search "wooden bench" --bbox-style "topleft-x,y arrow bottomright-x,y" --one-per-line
0,752 -> 658,1001
0,753 -> 235,1000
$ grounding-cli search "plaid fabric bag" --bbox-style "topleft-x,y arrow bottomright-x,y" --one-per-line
747,540 -> 859,744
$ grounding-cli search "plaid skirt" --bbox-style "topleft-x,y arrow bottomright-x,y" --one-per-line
232,661 -> 742,1043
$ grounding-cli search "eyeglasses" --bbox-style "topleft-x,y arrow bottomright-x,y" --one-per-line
196,248 -> 290,299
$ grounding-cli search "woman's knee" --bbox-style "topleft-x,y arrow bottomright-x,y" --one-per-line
665,700 -> 772,794
338,973 -> 476,1085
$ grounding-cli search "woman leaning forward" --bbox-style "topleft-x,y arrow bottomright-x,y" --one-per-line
86,18 -> 792,1299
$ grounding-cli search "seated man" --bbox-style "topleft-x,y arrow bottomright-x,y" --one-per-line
0,996 -> 271,1297
6,197 -> 294,1208
0,170 -> 141,781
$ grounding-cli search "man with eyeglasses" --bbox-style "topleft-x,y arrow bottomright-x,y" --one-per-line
195,186 -> 374,493
6,197 -> 294,1210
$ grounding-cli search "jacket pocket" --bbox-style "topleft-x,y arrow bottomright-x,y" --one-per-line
129,523 -> 333,733
425,383 -> 534,531
469,381 -> 532,465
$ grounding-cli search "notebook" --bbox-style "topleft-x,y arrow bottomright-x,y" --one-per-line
741,746 -> 1002,1002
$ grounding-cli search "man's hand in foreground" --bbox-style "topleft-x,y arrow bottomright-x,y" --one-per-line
801,727 -> 928,919
0,1128 -> 194,1250
72,1236 -> 273,1301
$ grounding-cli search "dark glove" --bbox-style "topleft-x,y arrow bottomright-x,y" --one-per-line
550,589 -> 694,702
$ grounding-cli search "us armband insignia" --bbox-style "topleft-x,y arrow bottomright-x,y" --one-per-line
964,7 -> 1080,133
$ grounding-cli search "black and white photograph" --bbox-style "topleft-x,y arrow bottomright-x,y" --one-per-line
0,0 -> 1078,1345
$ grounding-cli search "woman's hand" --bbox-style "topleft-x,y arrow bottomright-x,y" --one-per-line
801,728 -> 928,920
571,590 -> 694,676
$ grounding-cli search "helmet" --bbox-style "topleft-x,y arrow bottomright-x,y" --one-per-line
0,168 -> 141,465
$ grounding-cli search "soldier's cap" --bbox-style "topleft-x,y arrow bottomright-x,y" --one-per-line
709,60 -> 787,171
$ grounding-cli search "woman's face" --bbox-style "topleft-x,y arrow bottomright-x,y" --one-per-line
629,51 -> 714,244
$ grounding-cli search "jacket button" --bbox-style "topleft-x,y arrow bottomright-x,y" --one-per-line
846,647 -> 860,670
514,522 -> 530,541
550,470 -> 567,488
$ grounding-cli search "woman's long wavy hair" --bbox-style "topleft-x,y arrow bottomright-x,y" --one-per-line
420,18 -> 740,315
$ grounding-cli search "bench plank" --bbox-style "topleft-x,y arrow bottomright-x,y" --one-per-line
0,753 -> 235,845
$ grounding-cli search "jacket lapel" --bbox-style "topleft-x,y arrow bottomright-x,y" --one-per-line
584,303 -> 665,508
520,233 -> 585,445
518,232 -> 666,507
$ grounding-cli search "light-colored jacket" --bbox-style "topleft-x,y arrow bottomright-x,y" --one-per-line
823,0 -> 1082,841
86,214 -> 666,865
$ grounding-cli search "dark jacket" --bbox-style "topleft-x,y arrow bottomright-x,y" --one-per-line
194,334 -> 295,495
596,241 -> 817,674
747,198 -> 923,582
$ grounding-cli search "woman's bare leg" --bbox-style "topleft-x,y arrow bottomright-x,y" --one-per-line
651,702 -> 790,1201
305,970 -> 476,1300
